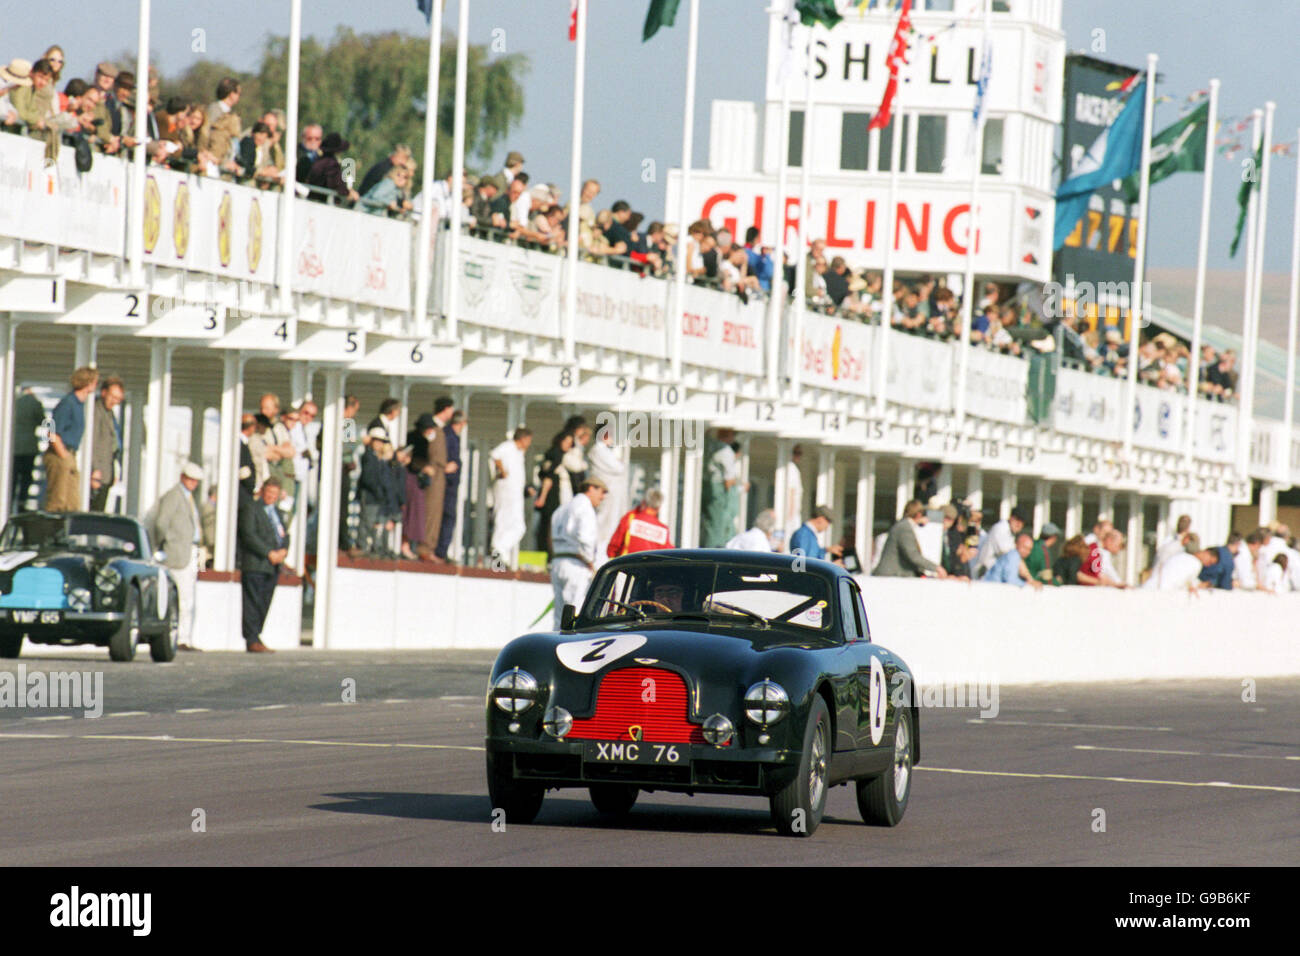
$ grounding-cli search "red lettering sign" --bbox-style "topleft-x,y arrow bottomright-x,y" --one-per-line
825,199 -> 853,249
897,202 -> 930,251
682,311 -> 709,337
701,192 -> 738,240
942,203 -> 980,255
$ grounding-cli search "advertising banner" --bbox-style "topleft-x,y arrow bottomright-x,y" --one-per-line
0,132 -> 125,255
292,199 -> 412,310
795,312 -> 873,396
888,331 -> 953,411
679,284 -> 765,377
141,168 -> 278,284
571,261 -> 668,357
1194,400 -> 1236,464
456,238 -> 561,338
1052,367 -> 1123,441
1131,384 -> 1185,454
963,346 -> 1029,425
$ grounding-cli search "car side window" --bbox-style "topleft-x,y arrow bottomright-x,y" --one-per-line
850,581 -> 871,642
838,579 -> 864,642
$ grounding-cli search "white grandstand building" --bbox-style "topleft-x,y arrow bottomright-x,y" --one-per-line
0,0 -> 1296,652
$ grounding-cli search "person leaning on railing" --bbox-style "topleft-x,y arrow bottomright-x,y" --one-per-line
363,163 -> 414,217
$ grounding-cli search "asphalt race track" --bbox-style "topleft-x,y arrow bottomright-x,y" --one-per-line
0,651 -> 1296,866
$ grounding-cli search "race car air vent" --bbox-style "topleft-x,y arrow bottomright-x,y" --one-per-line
568,667 -> 722,745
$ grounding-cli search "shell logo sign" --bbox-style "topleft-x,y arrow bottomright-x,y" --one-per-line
247,199 -> 263,274
830,325 -> 842,380
142,176 -> 161,254
217,191 -> 233,268
173,181 -> 190,259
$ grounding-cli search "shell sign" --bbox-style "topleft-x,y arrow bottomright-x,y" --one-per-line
173,181 -> 190,259
142,176 -> 161,254
247,199 -> 263,274
217,191 -> 233,268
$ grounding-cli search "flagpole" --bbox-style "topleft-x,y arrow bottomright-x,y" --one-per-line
413,0 -> 444,337
1183,79 -> 1217,466
1236,108 -> 1262,476
128,0 -> 151,286
1122,53 -> 1157,460
767,30 -> 793,396
790,22 -> 817,396
564,0 -> 588,363
446,0 -> 470,343
670,0 -> 699,380
1285,123 -> 1300,442
1240,100 -> 1274,478
277,0 -> 302,314
954,0 -> 992,432
875,95 -> 904,419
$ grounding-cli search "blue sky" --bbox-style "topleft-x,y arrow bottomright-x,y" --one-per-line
8,0 -> 1298,276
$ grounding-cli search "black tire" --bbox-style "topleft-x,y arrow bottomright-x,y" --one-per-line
108,589 -> 141,663
149,586 -> 179,663
589,784 -> 638,816
857,707 -> 914,827
0,630 -> 22,658
486,751 -> 544,825
770,695 -> 831,837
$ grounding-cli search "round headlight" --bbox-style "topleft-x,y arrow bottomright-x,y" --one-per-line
543,706 -> 573,739
744,680 -> 789,726
68,588 -> 91,612
95,566 -> 122,592
491,668 -> 539,715
702,713 -> 734,746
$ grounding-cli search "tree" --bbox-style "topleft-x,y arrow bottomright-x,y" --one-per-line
159,27 -> 527,181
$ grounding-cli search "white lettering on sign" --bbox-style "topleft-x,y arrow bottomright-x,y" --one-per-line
628,520 -> 669,545
1073,91 -> 1123,128
556,635 -> 648,674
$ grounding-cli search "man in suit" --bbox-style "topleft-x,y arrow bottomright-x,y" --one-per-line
875,500 -> 947,578
435,410 -> 466,561
296,123 -> 323,183
238,476 -> 289,653
200,77 -> 242,171
89,375 -> 124,512
238,414 -> 257,495
150,462 -> 204,651
420,398 -> 455,562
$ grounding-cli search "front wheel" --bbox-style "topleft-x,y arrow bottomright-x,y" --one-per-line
150,587 -> 179,662
486,752 -> 544,825
108,589 -> 140,663
589,784 -> 638,816
0,630 -> 22,658
857,707 -> 914,827
770,695 -> 830,837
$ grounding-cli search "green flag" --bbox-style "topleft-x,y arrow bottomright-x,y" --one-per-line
1229,143 -> 1263,258
643,0 -> 682,41
1120,101 -> 1208,203
796,0 -> 843,28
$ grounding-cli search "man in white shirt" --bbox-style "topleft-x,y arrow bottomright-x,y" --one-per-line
1234,531 -> 1263,589
701,429 -> 744,548
549,478 -> 608,628
1154,514 -> 1193,570
777,444 -> 804,551
726,509 -> 777,552
489,427 -> 532,567
1145,534 -> 1216,590
976,508 -> 1026,578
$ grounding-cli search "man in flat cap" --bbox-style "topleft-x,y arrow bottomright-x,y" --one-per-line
149,461 -> 206,651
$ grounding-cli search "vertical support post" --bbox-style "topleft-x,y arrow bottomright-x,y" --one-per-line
1033,480 -> 1049,537
412,0 -> 444,334
1065,484 -> 1083,538
0,316 -> 14,517
1125,492 -> 1143,585
141,339 -> 171,510
1258,482 -> 1278,526
659,444 -> 680,541
214,352 -> 242,572
446,0 -> 471,343
75,329 -> 97,510
563,0 -> 588,363
452,389 -> 471,563
128,0 -> 152,286
1000,475 -> 1017,520
965,466 -> 983,511
773,438 -> 790,547
1098,488 -> 1115,527
816,447 -> 836,543
736,435 -> 751,534
856,453 -> 875,575
895,459 -> 911,521
1184,78 -> 1219,465
313,369 -> 344,649
277,0 -> 302,314
1122,53 -> 1158,459
680,441 -> 704,548
669,0 -> 700,380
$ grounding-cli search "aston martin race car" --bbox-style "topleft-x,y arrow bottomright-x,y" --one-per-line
0,512 -> 179,662
485,549 -> 918,836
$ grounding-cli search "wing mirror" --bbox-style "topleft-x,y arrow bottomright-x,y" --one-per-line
154,550 -> 167,564
560,604 -> 577,631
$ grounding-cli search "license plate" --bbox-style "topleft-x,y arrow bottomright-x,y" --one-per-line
12,609 -> 61,625
584,741 -> 687,765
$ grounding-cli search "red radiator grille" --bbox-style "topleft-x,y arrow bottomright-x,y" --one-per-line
568,667 -> 707,744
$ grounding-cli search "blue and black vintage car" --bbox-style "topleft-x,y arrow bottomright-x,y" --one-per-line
0,512 -> 179,662
485,549 -> 919,836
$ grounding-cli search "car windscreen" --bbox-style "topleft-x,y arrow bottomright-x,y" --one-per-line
0,516 -> 139,554
584,562 -> 833,632
0,515 -> 67,550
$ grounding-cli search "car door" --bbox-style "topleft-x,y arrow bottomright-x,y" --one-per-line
836,577 -> 874,750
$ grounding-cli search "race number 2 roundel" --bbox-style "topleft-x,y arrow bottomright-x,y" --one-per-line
556,635 -> 648,674
868,656 -> 887,746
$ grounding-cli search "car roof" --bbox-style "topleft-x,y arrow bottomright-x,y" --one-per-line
602,548 -> 848,582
